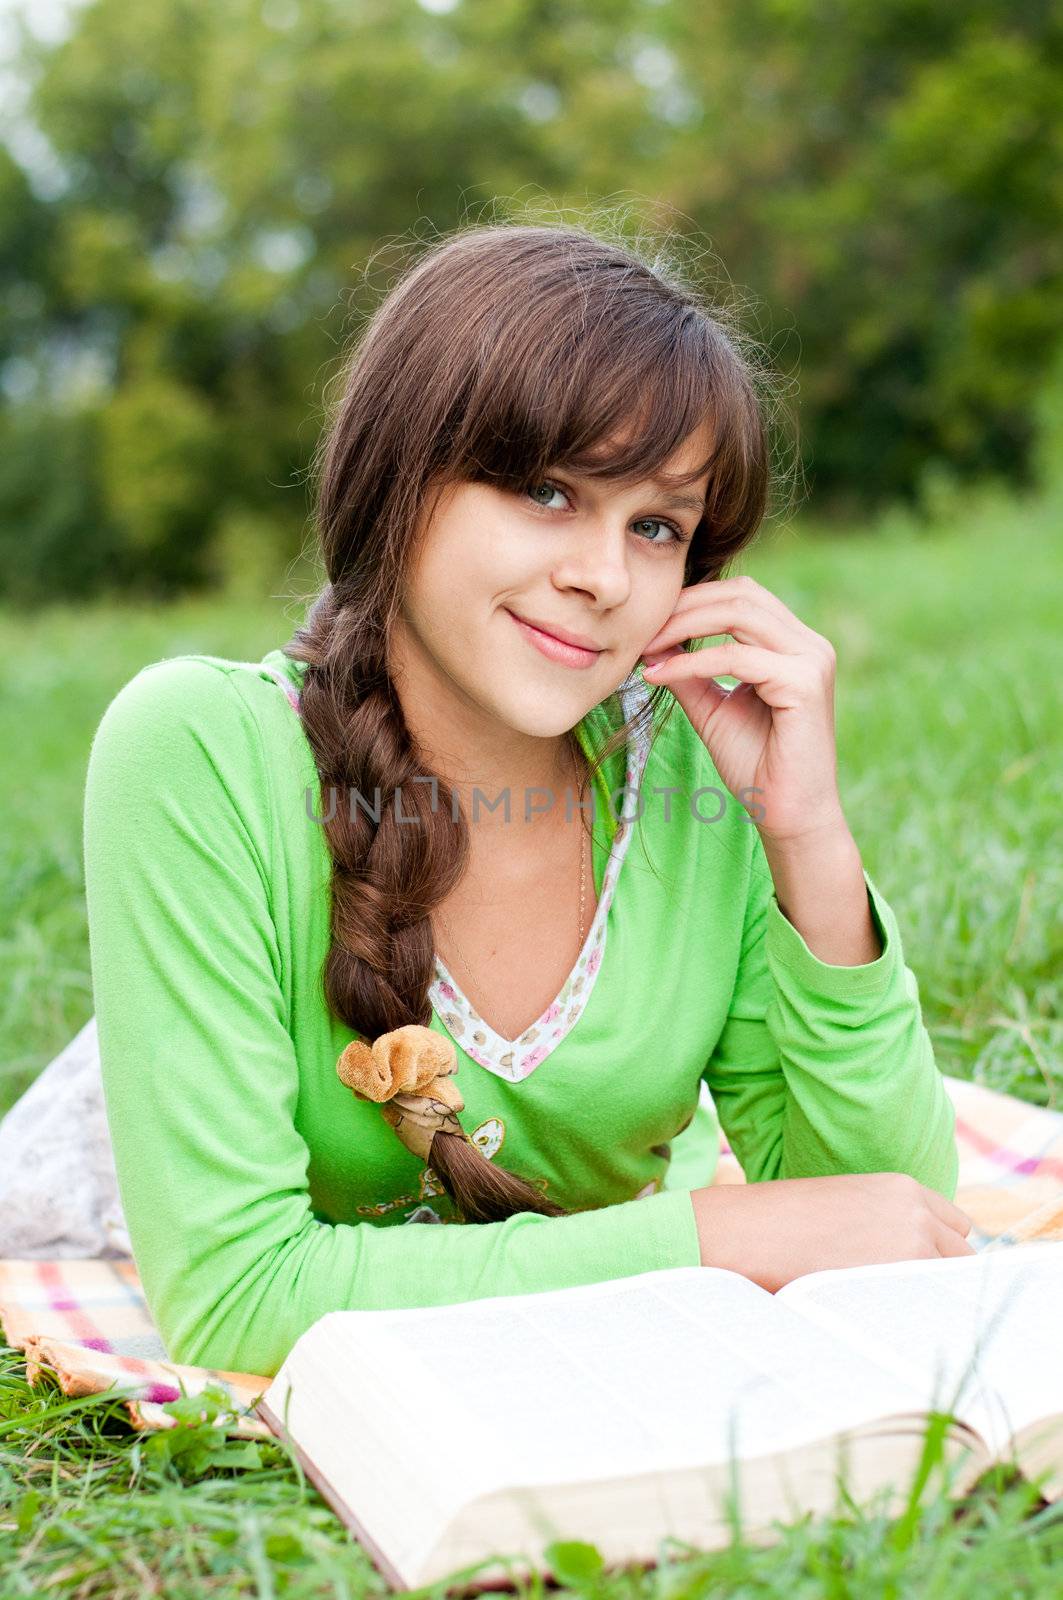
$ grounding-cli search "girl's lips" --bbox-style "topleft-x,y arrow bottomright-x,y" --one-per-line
506,610 -> 602,669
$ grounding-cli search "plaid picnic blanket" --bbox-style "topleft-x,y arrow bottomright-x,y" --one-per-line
2,1071 -> 1061,1441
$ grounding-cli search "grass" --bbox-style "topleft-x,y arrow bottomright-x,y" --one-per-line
1,477 -> 1061,1594
2,1360 -> 1062,1596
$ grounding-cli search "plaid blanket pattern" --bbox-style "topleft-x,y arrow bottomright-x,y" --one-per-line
2,1071 -> 1061,1440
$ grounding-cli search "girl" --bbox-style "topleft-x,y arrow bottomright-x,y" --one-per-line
78,220 -> 971,1378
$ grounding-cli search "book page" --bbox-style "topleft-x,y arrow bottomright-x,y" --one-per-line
775,1242 -> 1063,1456
311,1263 -> 933,1507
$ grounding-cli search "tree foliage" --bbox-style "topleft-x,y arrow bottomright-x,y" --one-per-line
1,0 -> 1060,600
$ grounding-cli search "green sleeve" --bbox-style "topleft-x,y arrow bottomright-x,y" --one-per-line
701,837 -> 958,1199
83,660 -> 701,1378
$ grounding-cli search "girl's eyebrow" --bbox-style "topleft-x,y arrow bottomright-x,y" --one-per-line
652,488 -> 705,514
640,476 -> 705,514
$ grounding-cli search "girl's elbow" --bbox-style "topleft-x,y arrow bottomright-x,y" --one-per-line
155,1295 -> 282,1379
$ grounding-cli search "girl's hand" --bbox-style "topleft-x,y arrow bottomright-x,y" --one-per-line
691,1173 -> 976,1293
639,575 -> 845,842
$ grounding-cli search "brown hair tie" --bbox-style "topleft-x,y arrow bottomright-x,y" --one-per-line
336,1025 -> 474,1163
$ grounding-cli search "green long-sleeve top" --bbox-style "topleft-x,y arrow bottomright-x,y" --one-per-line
82,649 -> 958,1376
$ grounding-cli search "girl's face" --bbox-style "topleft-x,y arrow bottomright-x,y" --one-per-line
392,422 -> 714,753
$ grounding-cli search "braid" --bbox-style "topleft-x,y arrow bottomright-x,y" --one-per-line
285,586 -> 568,1223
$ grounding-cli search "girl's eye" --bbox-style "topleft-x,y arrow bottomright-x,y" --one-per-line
631,516 -> 689,549
524,481 -> 691,550
526,482 -> 567,511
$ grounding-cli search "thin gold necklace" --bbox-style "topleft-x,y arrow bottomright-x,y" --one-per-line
434,740 -> 588,1004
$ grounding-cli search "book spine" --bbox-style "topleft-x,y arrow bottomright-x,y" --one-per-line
255,1396 -> 409,1590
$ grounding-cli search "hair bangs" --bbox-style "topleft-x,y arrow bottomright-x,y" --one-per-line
448,272 -> 721,503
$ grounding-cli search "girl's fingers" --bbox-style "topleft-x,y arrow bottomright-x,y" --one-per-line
663,575 -> 797,626
643,641 -> 824,709
936,1224 -> 978,1257
643,594 -> 808,658
646,576 -> 816,643
643,640 -> 778,679
921,1187 -> 975,1235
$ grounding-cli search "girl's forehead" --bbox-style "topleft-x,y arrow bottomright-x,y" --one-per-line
575,415 -> 714,473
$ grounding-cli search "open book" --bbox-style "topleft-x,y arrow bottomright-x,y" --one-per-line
255,1241 -> 1063,1590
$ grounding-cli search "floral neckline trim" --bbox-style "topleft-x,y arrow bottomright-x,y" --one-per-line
258,656 -> 652,1084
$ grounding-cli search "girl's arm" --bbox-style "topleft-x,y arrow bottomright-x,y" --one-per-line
83,660 -> 702,1379
701,834 -> 959,1198
642,574 -> 955,1201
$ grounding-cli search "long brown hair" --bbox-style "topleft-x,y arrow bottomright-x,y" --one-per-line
283,214 -> 797,1224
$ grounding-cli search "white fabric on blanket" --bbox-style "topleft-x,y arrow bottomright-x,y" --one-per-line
0,1015 -> 132,1259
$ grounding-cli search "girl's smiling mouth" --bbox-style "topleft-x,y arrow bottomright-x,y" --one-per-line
505,609 -> 604,669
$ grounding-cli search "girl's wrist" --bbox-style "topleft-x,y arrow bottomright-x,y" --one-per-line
690,1185 -> 744,1275
758,826 -> 882,965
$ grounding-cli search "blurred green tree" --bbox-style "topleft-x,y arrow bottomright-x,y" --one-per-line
0,0 -> 1059,601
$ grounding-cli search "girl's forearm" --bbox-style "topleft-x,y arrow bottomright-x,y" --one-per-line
758,824 -> 882,967
689,1173 -> 974,1292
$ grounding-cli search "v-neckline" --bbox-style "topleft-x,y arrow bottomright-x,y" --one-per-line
431,825 -> 598,1054
430,686 -> 652,1081
258,652 -> 653,1084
